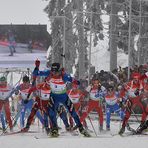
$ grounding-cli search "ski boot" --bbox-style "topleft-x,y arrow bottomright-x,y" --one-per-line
21,127 -> 29,132
45,127 -> 51,135
79,126 -> 91,137
126,123 -> 136,133
10,127 -> 13,132
99,125 -> 104,132
21,124 -> 30,133
65,125 -> 72,131
136,128 -> 143,134
118,126 -> 125,135
2,128 -> 7,133
58,126 -> 62,130
136,121 -> 148,134
72,125 -> 78,131
48,127 -> 59,137
106,125 -> 110,131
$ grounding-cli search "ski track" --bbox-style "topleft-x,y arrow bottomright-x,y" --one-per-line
0,120 -> 147,148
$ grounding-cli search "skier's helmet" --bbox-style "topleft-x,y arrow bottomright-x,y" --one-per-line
23,75 -> 30,83
51,63 -> 60,72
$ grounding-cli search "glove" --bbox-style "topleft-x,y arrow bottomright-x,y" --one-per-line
77,80 -> 80,85
95,93 -> 100,98
119,101 -> 123,108
24,99 -> 29,104
95,91 -> 104,98
27,93 -> 30,99
118,98 -> 124,108
15,90 -> 19,95
34,66 -> 39,71
35,59 -> 40,68
134,89 -> 139,96
32,67 -> 39,76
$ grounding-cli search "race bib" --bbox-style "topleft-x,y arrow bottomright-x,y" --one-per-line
50,78 -> 66,94
90,89 -> 100,101
20,89 -> 30,100
0,88 -> 11,100
105,97 -> 117,106
40,90 -> 50,100
69,95 -> 80,104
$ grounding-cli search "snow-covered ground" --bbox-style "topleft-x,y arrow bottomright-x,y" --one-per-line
0,45 -> 47,69
0,45 -> 48,86
0,118 -> 147,148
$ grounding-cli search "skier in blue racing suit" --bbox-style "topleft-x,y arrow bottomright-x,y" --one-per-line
33,60 -> 90,137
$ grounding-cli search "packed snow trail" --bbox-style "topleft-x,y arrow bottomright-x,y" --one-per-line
0,120 -> 147,148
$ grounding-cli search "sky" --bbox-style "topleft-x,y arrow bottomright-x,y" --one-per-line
0,0 -> 50,31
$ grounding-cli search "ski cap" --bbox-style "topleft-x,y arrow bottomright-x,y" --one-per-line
51,63 -> 60,72
23,75 -> 30,82
0,76 -> 7,82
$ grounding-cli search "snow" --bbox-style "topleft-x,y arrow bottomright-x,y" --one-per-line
91,37 -> 128,72
0,119 -> 147,148
0,45 -> 47,69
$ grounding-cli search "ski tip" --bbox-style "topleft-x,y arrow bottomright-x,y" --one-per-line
48,133 -> 60,138
83,133 -> 91,137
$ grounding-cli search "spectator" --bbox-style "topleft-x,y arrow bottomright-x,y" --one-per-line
7,30 -> 16,56
28,39 -> 33,53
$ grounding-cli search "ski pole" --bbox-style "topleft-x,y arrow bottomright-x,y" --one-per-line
0,107 -> 21,136
130,108 -> 140,123
126,103 -> 140,123
88,115 -> 97,136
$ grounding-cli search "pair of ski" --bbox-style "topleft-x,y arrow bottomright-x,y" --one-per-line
34,130 -> 114,139
34,129 -> 91,139
55,129 -> 91,138
110,132 -> 148,137
111,126 -> 148,137
90,126 -> 148,138
0,130 -> 38,136
116,132 -> 148,137
125,124 -> 148,137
